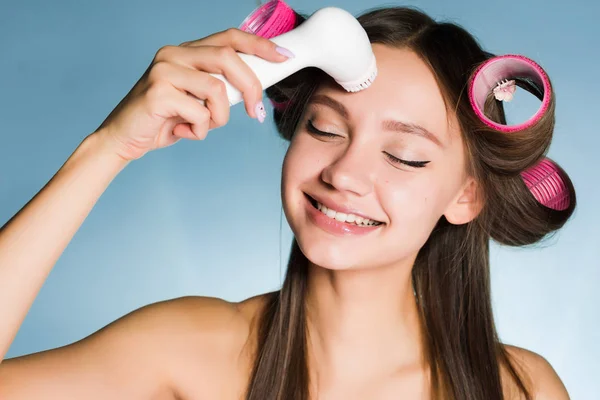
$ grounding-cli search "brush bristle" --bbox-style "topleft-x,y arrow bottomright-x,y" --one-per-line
338,57 -> 378,93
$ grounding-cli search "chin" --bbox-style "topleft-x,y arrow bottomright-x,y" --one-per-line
295,235 -> 365,271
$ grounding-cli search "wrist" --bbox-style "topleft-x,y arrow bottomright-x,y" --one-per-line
84,129 -> 134,167
68,130 -> 132,178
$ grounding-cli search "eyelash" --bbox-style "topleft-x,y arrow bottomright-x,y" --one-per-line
306,120 -> 338,139
384,153 -> 429,168
305,120 -> 430,169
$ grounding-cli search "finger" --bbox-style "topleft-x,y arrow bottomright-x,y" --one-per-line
172,90 -> 211,140
146,82 -> 211,141
173,122 -> 201,141
149,61 -> 230,128
156,46 -> 265,119
180,28 -> 292,63
156,120 -> 194,149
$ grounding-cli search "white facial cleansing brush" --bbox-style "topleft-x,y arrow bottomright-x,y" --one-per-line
201,6 -> 377,107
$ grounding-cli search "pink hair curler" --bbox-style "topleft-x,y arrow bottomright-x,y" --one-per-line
469,55 -> 568,210
521,158 -> 570,211
239,0 -> 297,39
239,4 -> 569,211
468,54 -> 552,133
270,99 -> 291,111
239,0 -> 297,111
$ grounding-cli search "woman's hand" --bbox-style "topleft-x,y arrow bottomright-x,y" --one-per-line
0,25 -> 292,379
95,28 -> 292,161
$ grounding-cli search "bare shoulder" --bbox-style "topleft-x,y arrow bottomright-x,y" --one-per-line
0,294 -> 268,400
501,344 -> 570,400
159,293 -> 270,399
134,294 -> 266,399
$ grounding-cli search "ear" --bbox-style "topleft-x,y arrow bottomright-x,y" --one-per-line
443,177 -> 484,225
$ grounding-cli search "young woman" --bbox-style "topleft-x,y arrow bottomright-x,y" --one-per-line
0,4 -> 575,400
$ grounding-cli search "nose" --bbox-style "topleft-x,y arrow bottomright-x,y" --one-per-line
320,145 -> 374,196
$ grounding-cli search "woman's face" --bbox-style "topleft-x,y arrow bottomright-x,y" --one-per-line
282,44 -> 477,271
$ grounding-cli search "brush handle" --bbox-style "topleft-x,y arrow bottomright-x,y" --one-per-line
197,31 -> 310,107
195,6 -> 373,107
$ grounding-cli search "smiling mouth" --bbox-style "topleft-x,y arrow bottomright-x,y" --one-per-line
305,194 -> 384,227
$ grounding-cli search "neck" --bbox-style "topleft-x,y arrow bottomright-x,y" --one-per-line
305,256 -> 426,390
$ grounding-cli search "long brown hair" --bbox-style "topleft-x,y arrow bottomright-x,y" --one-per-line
245,6 -> 577,400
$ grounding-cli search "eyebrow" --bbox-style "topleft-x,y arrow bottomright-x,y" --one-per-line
308,94 -> 444,148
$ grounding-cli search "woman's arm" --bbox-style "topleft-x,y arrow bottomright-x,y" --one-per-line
0,26 -> 286,397
0,131 -> 129,361
0,27 -> 284,358
0,295 -> 250,400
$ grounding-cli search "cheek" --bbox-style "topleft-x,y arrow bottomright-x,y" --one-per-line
377,180 -> 449,257
384,189 -> 423,222
282,135 -> 329,189
281,138 -> 314,212
380,174 -> 450,224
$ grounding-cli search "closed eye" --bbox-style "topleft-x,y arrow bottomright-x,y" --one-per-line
306,120 -> 430,169
384,152 -> 430,168
306,119 -> 339,138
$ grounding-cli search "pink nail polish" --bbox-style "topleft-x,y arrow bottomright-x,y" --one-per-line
275,46 -> 295,59
255,101 -> 266,123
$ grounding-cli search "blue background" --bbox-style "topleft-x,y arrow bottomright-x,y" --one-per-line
1,0 -> 598,397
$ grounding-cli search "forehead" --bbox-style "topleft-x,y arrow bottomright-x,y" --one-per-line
311,44 -> 458,147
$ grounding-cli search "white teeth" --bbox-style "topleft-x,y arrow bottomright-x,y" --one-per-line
316,201 -> 381,226
334,212 -> 347,222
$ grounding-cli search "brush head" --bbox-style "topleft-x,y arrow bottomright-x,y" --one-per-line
521,158 -> 570,211
295,6 -> 377,93
239,1 -> 377,94
338,56 -> 378,92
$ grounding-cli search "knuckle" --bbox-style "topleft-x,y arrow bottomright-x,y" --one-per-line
198,106 -> 210,120
218,114 -> 230,128
254,33 -> 269,46
209,78 -> 227,95
249,80 -> 262,97
224,27 -> 239,38
224,27 -> 242,46
148,61 -> 170,83
213,108 -> 229,128
145,81 -> 169,108
155,45 -> 177,62
195,112 -> 211,137
263,40 -> 276,53
216,45 -> 236,59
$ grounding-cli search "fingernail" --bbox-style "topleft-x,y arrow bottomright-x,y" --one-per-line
275,46 -> 295,59
255,101 -> 266,123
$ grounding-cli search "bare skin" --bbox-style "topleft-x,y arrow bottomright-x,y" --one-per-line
0,294 -> 570,399
0,28 -> 569,399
